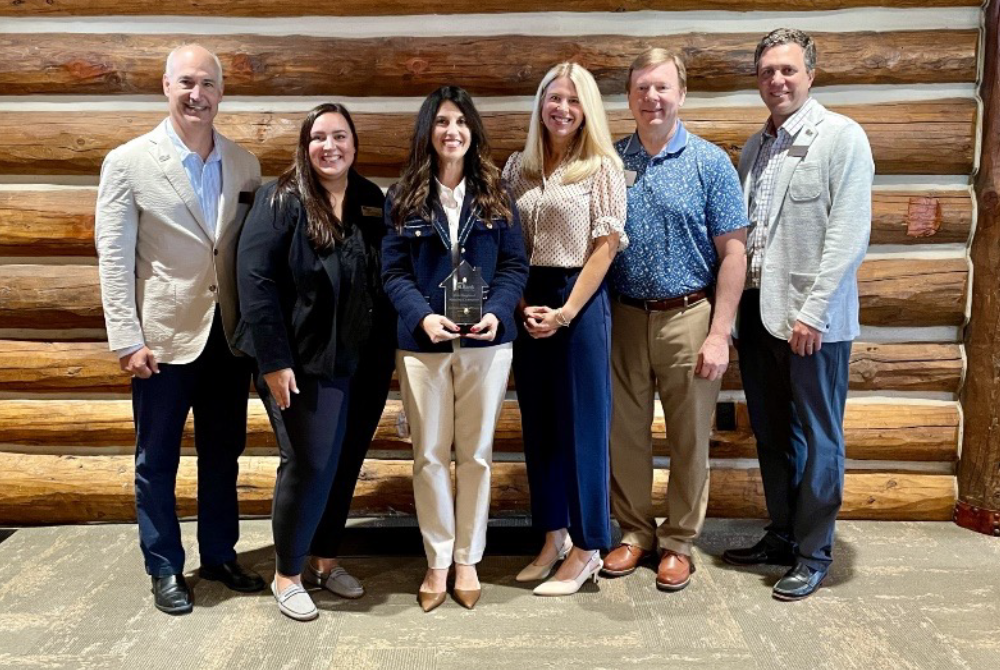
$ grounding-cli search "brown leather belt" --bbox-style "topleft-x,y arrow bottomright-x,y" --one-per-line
616,289 -> 709,312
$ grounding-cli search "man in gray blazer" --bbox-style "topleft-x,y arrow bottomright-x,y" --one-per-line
95,44 -> 264,614
721,29 -> 873,600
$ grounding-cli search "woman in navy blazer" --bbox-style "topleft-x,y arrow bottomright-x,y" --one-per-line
383,86 -> 528,612
236,103 -> 395,621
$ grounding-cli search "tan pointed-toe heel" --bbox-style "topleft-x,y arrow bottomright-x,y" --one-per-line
417,590 -> 447,613
452,587 -> 481,610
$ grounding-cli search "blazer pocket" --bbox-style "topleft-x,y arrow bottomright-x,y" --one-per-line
401,221 -> 434,239
788,166 -> 822,201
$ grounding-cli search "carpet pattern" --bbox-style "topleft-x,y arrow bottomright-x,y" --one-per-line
0,519 -> 997,669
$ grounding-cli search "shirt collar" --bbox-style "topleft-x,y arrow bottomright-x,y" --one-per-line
763,97 -> 821,140
435,177 -> 466,209
165,118 -> 221,165
624,121 -> 689,159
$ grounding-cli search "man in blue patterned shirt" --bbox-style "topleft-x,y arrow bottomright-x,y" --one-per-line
603,49 -> 748,592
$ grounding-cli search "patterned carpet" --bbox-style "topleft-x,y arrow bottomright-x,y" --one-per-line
0,519 -> 997,669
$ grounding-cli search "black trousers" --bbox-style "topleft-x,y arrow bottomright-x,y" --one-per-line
257,345 -> 394,575
132,309 -> 251,576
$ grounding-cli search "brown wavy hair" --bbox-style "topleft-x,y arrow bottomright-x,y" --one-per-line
272,103 -> 359,250
391,86 -> 510,230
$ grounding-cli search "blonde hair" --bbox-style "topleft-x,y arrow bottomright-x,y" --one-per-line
625,48 -> 687,93
520,62 -> 622,184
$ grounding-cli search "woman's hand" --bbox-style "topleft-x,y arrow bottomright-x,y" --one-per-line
263,368 -> 298,410
421,314 -> 461,343
465,313 -> 500,341
523,305 -> 561,339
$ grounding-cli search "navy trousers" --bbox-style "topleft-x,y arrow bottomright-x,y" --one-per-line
737,290 -> 850,570
310,342 -> 395,559
514,267 -> 613,551
132,309 -> 251,577
257,374 -> 351,576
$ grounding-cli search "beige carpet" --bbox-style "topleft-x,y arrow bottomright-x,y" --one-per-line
0,519 -> 997,669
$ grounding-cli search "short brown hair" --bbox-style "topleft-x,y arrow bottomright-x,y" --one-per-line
626,48 -> 687,93
754,28 -> 817,73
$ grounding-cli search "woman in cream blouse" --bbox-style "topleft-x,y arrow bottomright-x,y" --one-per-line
503,62 -> 627,596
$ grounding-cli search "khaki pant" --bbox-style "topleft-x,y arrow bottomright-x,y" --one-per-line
397,343 -> 512,569
609,299 -> 721,556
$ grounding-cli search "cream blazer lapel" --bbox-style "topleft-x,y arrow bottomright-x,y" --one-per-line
148,121 -> 214,241
215,135 -> 241,246
739,132 -> 764,211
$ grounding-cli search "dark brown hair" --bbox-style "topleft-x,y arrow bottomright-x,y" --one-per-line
272,102 -> 359,250
391,86 -> 511,230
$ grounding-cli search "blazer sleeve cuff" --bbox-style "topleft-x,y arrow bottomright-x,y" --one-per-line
249,321 -> 296,375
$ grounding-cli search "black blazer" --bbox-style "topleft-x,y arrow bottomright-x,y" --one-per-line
234,171 -> 391,378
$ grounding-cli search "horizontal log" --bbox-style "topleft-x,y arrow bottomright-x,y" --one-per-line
0,339 -> 962,394
0,187 -> 972,257
0,452 -> 955,524
0,101 -> 977,177
0,398 -> 959,462
0,257 -> 967,329
0,1 -> 979,17
0,31 -> 976,97
858,257 -> 969,326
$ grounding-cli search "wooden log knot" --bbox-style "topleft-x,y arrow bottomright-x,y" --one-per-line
905,196 -> 942,237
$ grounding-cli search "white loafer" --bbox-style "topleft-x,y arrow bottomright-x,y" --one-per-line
304,565 -> 364,599
272,579 -> 318,621
516,534 -> 574,582
533,552 -> 602,596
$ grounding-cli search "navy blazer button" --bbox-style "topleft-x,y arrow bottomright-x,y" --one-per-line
461,247 -> 466,253
415,230 -> 422,237
486,223 -> 493,229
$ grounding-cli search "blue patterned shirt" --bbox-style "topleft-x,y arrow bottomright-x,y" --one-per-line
610,122 -> 748,300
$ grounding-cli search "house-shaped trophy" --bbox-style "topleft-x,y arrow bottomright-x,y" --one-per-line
440,259 -> 486,330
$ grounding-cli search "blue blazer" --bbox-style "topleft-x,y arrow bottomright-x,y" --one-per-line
382,184 -> 529,353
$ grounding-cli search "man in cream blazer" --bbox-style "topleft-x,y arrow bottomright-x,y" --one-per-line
95,44 -> 263,615
721,29 -> 873,601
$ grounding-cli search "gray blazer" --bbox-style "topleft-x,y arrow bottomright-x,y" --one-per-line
95,119 -> 262,363
737,101 -> 873,343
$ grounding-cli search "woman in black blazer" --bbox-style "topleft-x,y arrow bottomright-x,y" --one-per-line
236,103 -> 394,621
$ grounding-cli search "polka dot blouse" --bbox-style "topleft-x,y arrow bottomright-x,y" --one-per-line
503,152 -> 628,268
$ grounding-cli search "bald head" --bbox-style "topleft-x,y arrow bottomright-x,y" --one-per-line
162,44 -> 224,140
165,44 -> 223,88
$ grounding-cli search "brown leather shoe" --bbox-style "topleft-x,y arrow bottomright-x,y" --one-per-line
656,550 -> 694,592
601,544 -> 649,577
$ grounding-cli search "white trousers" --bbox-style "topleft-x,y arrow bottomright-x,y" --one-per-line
397,342 -> 513,568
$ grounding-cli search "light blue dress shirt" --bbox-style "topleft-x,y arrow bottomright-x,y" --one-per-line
165,118 -> 223,236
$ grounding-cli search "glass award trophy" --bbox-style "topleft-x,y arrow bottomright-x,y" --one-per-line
440,259 -> 486,331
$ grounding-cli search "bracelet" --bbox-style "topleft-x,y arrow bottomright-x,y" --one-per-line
555,308 -> 572,328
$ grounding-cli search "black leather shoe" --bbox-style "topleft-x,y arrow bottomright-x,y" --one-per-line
722,535 -> 796,567
772,563 -> 828,601
151,574 -> 193,615
199,561 -> 266,593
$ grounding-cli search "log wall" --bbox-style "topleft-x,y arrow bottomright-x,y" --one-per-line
0,0 -> 983,524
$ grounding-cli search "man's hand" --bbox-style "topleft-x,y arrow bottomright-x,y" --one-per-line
120,346 -> 159,379
263,368 -> 299,410
421,314 -> 461,343
789,320 -> 823,357
465,313 -> 500,341
695,333 -> 730,381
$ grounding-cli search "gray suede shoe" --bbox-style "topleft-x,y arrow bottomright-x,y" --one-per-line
271,579 -> 318,621
303,564 -> 364,599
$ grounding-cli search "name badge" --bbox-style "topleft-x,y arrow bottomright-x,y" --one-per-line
788,145 -> 809,158
361,205 -> 382,217
624,170 -> 638,187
